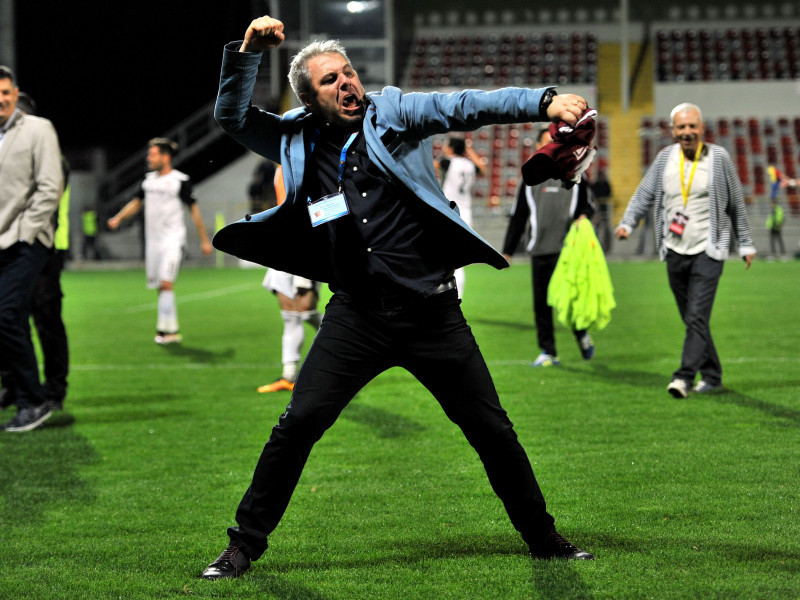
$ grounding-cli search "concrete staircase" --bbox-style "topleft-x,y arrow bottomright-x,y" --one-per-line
596,40 -> 654,225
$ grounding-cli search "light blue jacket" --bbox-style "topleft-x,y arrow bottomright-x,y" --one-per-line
213,42 -> 551,282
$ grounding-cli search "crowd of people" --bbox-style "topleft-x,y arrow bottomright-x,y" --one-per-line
0,9 -> 791,581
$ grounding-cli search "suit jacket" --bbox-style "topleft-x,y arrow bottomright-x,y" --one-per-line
212,42 -> 551,283
0,111 -> 63,250
618,143 -> 755,261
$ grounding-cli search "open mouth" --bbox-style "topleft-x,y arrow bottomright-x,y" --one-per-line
341,93 -> 362,112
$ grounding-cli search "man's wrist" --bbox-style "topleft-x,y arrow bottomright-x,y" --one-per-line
539,88 -> 557,120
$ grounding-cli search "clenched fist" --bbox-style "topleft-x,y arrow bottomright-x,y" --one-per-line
241,16 -> 285,52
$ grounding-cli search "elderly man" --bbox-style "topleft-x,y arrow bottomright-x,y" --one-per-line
201,16 -> 595,579
615,102 -> 756,398
0,66 -> 63,432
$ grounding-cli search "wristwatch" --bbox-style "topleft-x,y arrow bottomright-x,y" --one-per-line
539,88 -> 557,120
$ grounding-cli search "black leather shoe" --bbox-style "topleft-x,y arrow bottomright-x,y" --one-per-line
529,530 -> 595,560
201,545 -> 251,579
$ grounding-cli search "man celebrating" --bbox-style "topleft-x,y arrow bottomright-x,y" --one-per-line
0,66 -> 63,432
108,138 -> 213,344
202,16 -> 594,579
615,103 -> 756,398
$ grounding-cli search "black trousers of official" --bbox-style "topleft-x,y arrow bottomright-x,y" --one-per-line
31,250 -> 69,404
666,250 -> 724,386
0,241 -> 49,410
531,254 -> 585,357
0,250 -> 69,406
229,289 -> 556,560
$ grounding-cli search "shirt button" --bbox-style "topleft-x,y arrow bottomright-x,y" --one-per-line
352,166 -> 358,171
361,192 -> 367,197
362,218 -> 368,223
367,247 -> 372,252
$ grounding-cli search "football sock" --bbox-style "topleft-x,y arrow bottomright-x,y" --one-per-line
300,309 -> 322,329
281,310 -> 304,369
157,290 -> 178,334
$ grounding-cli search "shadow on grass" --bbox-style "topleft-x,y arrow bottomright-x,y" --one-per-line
240,534 -> 593,599
0,412 -> 98,528
590,530 -> 800,564
562,362 -> 667,389
529,560 -> 595,600
340,402 -> 427,439
469,317 -> 535,332
161,344 -> 236,364
71,393 -> 194,424
253,575 -> 333,600
710,388 -> 800,426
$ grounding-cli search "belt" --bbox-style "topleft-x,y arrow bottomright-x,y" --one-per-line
376,277 -> 457,311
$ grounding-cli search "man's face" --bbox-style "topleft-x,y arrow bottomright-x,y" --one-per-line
0,77 -> 19,126
146,146 -> 169,172
300,53 -> 365,128
672,109 -> 705,157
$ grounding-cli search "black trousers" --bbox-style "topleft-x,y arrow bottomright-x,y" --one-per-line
229,289 -> 555,559
666,250 -> 724,386
0,241 -> 49,410
769,229 -> 785,256
531,254 -> 585,356
31,250 -> 69,403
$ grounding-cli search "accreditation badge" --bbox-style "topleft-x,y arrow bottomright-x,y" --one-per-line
307,192 -> 350,227
669,211 -> 689,237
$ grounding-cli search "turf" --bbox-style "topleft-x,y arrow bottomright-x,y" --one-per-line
1,259 -> 798,599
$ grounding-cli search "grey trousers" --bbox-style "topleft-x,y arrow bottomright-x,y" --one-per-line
665,250 -> 724,386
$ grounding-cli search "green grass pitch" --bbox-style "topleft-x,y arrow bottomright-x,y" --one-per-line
1,259 -> 798,599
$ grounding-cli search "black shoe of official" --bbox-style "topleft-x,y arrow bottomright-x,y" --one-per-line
2,404 -> 53,432
529,530 -> 595,560
200,544 -> 251,579
46,398 -> 64,411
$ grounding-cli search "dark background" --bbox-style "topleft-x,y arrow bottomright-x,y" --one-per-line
14,1 -> 254,164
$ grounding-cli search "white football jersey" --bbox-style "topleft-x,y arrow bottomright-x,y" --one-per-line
136,169 -> 195,245
441,155 -> 477,226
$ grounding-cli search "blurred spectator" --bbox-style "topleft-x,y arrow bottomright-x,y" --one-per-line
615,102 -> 756,399
0,66 -> 62,431
82,207 -> 100,260
107,138 -> 213,344
502,127 -> 596,367
436,136 -> 485,297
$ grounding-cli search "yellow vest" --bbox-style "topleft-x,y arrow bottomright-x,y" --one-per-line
54,185 -> 70,251
83,208 -> 98,237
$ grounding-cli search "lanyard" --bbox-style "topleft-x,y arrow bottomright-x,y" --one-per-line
337,132 -> 359,193
679,141 -> 703,206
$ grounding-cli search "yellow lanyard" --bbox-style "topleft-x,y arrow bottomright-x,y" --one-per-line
679,141 -> 703,206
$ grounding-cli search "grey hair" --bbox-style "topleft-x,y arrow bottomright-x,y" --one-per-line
288,39 -> 351,102
670,102 -> 703,125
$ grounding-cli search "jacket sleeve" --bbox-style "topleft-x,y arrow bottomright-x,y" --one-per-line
19,118 -> 62,245
214,42 -> 283,162
375,86 -> 549,140
502,183 -> 531,255
719,149 -> 756,256
619,148 -> 666,230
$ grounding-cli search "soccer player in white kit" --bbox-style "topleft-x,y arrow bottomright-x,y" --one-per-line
437,136 -> 485,297
107,138 -> 212,343
256,165 -> 322,393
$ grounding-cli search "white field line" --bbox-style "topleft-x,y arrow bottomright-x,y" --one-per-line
70,356 -> 800,371
121,283 -> 256,314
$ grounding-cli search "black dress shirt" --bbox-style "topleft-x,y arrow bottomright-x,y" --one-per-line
305,121 -> 453,302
